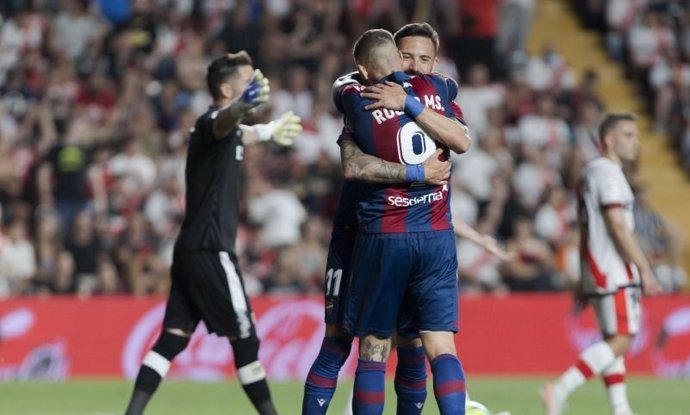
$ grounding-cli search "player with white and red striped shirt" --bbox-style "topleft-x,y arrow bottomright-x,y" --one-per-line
542,112 -> 661,415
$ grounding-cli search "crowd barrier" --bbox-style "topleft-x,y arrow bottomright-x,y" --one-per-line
0,294 -> 688,381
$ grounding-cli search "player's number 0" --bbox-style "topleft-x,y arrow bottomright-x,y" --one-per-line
396,122 -> 437,165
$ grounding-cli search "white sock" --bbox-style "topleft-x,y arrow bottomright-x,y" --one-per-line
554,342 -> 616,399
603,357 -> 632,415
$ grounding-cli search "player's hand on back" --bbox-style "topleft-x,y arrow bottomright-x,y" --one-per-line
421,148 -> 450,185
362,81 -> 407,111
255,111 -> 303,146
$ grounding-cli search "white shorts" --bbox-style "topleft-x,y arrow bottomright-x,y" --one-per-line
591,286 -> 642,336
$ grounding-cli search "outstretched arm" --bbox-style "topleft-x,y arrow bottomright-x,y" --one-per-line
212,69 -> 270,138
341,140 -> 450,185
240,111 -> 302,146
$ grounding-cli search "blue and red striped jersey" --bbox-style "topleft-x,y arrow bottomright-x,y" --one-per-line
335,71 -> 458,233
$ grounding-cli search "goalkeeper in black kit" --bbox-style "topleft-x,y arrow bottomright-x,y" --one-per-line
124,51 -> 301,415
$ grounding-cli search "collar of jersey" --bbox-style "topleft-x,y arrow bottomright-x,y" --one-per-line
380,71 -> 411,85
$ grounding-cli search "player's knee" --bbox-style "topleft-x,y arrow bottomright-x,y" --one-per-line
419,331 -> 456,360
395,333 -> 422,349
325,324 -> 351,339
153,330 -> 191,360
606,334 -> 634,356
142,330 -> 191,378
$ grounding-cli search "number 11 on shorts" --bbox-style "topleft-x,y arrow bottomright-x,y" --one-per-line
325,268 -> 343,296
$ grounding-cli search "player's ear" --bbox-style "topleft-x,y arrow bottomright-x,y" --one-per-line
219,83 -> 234,100
356,64 -> 369,83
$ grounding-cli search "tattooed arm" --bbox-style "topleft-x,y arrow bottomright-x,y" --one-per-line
340,140 -> 450,185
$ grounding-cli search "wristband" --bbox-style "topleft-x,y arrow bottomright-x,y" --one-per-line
253,122 -> 274,142
405,164 -> 425,182
404,95 -> 425,118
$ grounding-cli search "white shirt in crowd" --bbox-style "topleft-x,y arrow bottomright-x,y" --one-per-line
249,188 -> 307,248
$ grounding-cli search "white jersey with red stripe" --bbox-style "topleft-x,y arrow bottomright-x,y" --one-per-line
579,157 -> 639,294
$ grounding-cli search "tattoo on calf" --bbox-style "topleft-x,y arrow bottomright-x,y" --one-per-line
360,337 -> 391,362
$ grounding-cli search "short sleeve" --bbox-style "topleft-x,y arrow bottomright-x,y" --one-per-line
194,110 -> 216,141
596,169 -> 627,208
450,101 -> 466,125
337,122 -> 354,147
335,84 -> 363,117
444,76 -> 459,101
332,72 -> 362,113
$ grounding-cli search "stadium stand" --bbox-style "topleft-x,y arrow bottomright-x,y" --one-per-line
0,0 -> 686,299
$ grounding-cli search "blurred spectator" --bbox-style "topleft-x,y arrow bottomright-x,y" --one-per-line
524,42 -> 577,93
247,176 -> 307,249
92,256 -> 123,295
445,0 -> 501,78
633,184 -> 687,292
277,216 -> 328,292
496,0 -> 535,63
0,217 -> 36,297
113,211 -> 164,296
50,0 -> 104,63
517,94 -> 571,169
501,216 -> 557,292
30,208 -> 62,293
456,63 -> 503,138
64,210 -> 105,287
37,117 -> 107,227
51,249 -> 77,295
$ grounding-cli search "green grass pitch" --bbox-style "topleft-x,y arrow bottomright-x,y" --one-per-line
0,377 -> 686,414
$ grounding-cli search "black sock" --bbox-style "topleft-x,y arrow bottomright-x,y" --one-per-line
243,381 -> 278,415
124,389 -> 153,415
232,336 -> 276,414
124,331 -> 189,415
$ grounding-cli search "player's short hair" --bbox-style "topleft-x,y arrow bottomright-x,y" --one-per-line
352,29 -> 396,65
206,51 -> 253,100
394,22 -> 440,54
599,112 -> 637,142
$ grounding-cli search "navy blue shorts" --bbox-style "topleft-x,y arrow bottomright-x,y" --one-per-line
323,228 -> 357,325
343,230 -> 458,338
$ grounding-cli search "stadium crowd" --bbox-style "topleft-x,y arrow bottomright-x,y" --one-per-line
571,0 -> 690,175
0,0 -> 685,299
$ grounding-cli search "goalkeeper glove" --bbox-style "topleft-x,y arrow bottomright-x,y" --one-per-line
230,69 -> 270,117
255,111 -> 302,146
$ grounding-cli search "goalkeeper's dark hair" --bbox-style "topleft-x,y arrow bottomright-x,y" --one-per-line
206,51 -> 253,100
352,29 -> 396,65
599,112 -> 637,144
393,23 -> 440,54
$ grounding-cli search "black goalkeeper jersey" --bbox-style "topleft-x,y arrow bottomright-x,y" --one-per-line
174,106 -> 243,253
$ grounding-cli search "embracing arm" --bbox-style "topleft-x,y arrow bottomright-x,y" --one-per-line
362,81 -> 471,154
414,107 -> 471,154
340,140 -> 450,185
